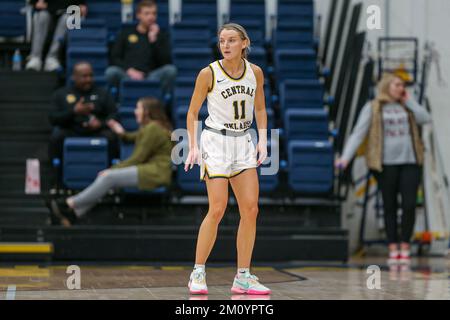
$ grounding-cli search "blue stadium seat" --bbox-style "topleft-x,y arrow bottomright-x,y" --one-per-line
277,0 -> 314,29
86,1 -> 122,41
257,139 -> 279,193
177,164 -> 206,193
250,107 -> 275,131
279,79 -> 325,115
66,47 -> 108,79
0,1 -> 26,38
63,137 -> 109,189
181,0 -> 217,33
273,24 -> 314,49
119,142 -> 134,160
226,19 -> 265,48
171,20 -> 211,48
247,46 -> 267,73
173,48 -> 213,78
67,27 -> 108,48
174,77 -> 196,111
118,107 -> 138,132
173,105 -> 208,130
274,49 -> 317,83
119,143 -> 169,195
119,79 -> 162,108
264,81 -> 272,109
156,0 -> 169,31
81,18 -> 107,31
284,109 -> 329,141
176,141 -> 206,193
229,0 -> 266,32
288,140 -> 333,194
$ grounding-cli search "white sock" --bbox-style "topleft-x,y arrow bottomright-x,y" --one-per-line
194,264 -> 205,272
237,268 -> 250,276
389,250 -> 399,258
400,250 -> 410,257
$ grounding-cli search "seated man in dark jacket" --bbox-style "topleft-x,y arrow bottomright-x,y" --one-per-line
49,62 -> 118,162
105,0 -> 177,95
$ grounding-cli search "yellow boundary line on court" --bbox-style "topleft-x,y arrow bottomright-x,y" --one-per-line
0,243 -> 53,254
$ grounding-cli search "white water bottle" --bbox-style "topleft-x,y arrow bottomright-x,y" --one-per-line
25,159 -> 41,194
12,49 -> 22,71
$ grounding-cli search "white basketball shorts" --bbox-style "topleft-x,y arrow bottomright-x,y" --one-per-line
199,128 -> 257,180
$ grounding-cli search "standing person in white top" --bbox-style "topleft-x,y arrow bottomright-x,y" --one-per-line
184,23 -> 271,295
336,73 -> 431,265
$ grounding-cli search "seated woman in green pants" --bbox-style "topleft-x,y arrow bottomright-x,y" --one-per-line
53,97 -> 173,226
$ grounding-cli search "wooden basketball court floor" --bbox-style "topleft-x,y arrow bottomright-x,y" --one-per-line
0,256 -> 449,300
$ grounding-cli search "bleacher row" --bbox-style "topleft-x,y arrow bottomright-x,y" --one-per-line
2,0 -> 335,197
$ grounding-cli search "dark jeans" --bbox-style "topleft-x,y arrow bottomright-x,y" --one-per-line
371,164 -> 422,245
49,127 -> 118,162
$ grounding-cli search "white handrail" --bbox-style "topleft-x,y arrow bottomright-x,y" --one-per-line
422,102 -> 450,255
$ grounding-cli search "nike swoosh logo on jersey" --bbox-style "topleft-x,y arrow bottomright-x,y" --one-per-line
217,78 -> 226,83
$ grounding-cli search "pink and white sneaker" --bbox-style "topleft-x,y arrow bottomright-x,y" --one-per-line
387,250 -> 400,265
188,270 -> 208,295
398,250 -> 411,264
231,273 -> 271,295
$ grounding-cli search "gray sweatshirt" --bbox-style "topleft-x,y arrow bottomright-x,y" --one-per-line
341,99 -> 431,164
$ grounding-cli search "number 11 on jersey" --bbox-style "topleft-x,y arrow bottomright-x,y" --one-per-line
233,100 -> 246,120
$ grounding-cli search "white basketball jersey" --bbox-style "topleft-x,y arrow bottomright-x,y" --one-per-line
205,58 -> 257,132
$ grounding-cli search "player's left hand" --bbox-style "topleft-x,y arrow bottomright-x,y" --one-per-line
256,141 -> 267,166
184,145 -> 200,171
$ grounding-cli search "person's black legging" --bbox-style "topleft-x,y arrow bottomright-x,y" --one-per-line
371,164 -> 421,244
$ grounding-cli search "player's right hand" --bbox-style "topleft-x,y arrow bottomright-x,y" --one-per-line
184,146 -> 200,172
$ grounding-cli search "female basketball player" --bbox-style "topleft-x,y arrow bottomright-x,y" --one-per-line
184,23 -> 271,295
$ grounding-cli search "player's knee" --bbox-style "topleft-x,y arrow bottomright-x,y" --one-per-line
241,205 -> 259,221
207,205 -> 227,224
